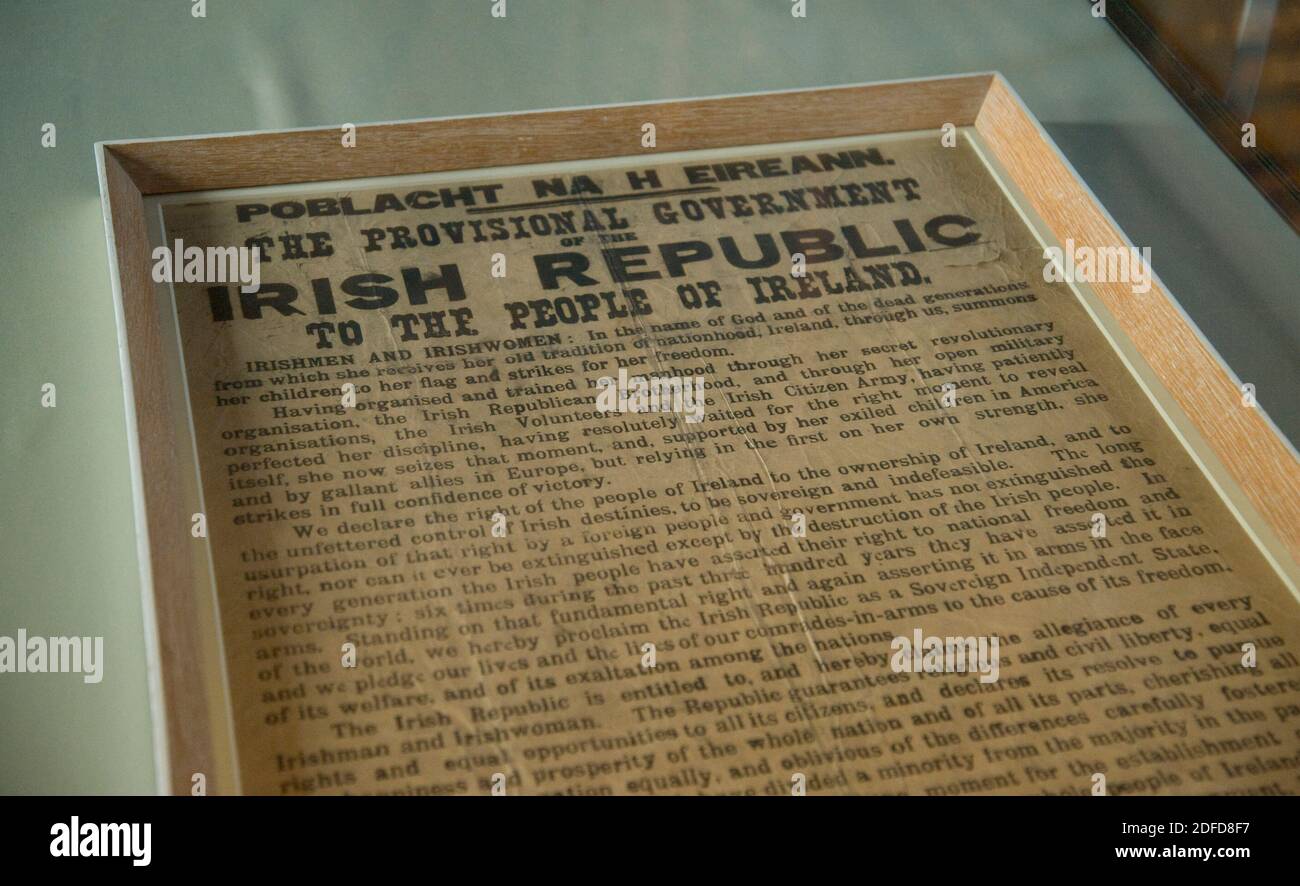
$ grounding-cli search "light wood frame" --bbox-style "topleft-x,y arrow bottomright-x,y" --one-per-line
97,73 -> 1300,795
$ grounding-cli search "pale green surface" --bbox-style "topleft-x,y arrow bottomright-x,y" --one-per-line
0,0 -> 1295,794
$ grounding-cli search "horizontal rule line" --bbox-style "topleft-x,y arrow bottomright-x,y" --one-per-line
466,186 -> 722,214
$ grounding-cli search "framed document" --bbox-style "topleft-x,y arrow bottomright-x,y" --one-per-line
98,74 -> 1300,796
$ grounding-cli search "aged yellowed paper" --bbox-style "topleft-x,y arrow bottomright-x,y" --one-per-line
159,133 -> 1300,795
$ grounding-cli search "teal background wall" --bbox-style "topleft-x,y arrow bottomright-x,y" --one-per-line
1,0 -> 1296,794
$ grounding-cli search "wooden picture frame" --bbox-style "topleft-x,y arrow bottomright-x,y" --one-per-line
97,72 -> 1300,795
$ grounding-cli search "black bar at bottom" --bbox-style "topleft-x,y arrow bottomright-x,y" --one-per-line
3,795 -> 1282,871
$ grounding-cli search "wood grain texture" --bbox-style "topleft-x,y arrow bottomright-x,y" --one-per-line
101,74 -> 1297,793
105,76 -> 994,196
103,151 -> 220,795
104,77 -> 995,794
975,73 -> 1300,561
